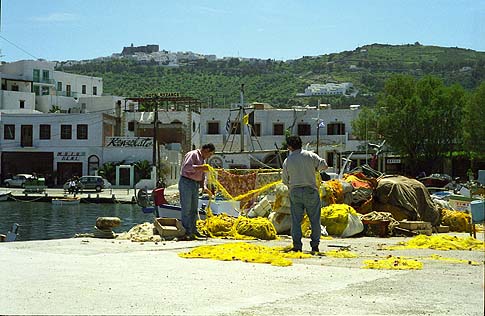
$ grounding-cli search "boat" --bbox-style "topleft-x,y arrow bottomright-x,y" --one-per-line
52,196 -> 81,205
0,190 -> 12,201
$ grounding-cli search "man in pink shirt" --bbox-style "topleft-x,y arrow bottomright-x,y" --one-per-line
179,143 -> 215,240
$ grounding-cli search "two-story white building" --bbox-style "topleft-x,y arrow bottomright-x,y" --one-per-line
199,103 -> 365,172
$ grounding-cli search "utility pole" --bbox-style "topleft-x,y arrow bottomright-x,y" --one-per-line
240,84 -> 244,152
152,100 -> 159,186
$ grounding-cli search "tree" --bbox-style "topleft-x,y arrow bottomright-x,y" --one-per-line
463,82 -> 485,166
372,75 -> 465,175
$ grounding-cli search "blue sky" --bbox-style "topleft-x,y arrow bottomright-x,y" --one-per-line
1,0 -> 484,62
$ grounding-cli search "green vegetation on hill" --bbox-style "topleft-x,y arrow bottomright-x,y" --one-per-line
57,43 -> 485,108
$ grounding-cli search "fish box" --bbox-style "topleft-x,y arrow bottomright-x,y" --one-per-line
448,195 -> 478,212
399,221 -> 432,231
470,200 -> 485,223
153,218 -> 186,237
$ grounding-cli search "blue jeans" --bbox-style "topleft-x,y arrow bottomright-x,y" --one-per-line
179,177 -> 200,235
289,187 -> 321,250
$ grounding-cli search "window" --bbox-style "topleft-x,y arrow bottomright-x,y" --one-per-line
327,122 -> 345,135
273,123 -> 284,135
93,86 -> 97,95
66,85 -> 71,97
39,124 -> 51,139
11,84 -> 19,91
207,122 -> 219,134
19,100 -> 25,109
77,124 -> 88,139
33,86 -> 40,96
57,81 -> 62,92
128,121 -> 135,131
42,70 -> 50,82
4,124 -> 15,140
251,123 -> 261,136
88,155 -> 100,176
82,85 -> 86,94
33,69 -> 40,82
297,123 -> 311,136
61,125 -> 72,139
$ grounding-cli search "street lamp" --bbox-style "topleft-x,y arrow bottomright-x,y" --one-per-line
313,101 -> 327,156
350,104 -> 367,164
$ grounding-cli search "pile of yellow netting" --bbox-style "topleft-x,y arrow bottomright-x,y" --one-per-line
178,242 -> 312,266
440,209 -> 471,232
197,211 -> 278,240
320,204 -> 358,236
324,250 -> 358,258
363,255 -> 423,270
426,254 -> 480,265
387,235 -> 485,251
321,179 -> 344,205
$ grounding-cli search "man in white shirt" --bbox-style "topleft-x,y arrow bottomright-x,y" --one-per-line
282,135 -> 328,253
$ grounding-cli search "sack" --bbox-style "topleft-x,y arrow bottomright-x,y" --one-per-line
341,213 -> 364,237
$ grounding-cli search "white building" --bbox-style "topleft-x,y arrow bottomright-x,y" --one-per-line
0,60 -> 179,188
199,103 -> 365,172
301,83 -> 354,96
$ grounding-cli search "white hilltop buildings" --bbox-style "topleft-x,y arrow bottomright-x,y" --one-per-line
1,59 -> 391,189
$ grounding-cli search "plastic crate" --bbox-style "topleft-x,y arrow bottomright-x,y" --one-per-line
470,200 -> 485,223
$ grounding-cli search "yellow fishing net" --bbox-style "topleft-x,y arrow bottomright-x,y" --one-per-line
426,254 -> 480,265
320,204 -> 358,236
321,179 -> 344,205
324,250 -> 358,258
178,242 -> 312,266
205,165 -> 282,207
387,235 -> 485,251
363,255 -> 423,270
197,211 -> 278,240
440,209 -> 471,232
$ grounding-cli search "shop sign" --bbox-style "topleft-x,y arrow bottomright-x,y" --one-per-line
105,137 -> 153,148
387,158 -> 401,164
57,152 -> 85,161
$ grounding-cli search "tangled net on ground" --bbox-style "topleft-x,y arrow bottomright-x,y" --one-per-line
198,213 -> 277,240
363,255 -> 423,270
178,242 -> 311,266
387,235 -> 484,251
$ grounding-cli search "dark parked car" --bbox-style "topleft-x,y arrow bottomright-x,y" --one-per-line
63,176 -> 107,192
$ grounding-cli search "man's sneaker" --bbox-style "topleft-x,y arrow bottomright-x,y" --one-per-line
179,234 -> 194,241
193,231 -> 207,238
311,246 -> 319,254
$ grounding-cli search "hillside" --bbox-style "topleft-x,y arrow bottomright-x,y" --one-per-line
57,43 -> 485,108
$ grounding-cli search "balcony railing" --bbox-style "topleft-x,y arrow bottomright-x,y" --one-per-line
33,78 -> 55,85
56,91 -> 80,98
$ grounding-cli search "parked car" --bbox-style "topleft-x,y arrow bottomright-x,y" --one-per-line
4,174 -> 34,188
63,176 -> 106,192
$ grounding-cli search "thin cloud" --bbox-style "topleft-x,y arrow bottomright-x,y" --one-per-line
31,13 -> 79,23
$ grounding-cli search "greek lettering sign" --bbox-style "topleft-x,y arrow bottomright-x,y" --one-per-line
146,92 -> 181,98
386,158 -> 401,164
105,137 -> 153,148
57,152 -> 86,161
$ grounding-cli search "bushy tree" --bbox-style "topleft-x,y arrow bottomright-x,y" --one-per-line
463,82 -> 485,165
356,75 -> 466,175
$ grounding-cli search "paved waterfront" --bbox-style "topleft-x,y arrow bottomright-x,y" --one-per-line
5,186 -> 139,204
0,232 -> 483,315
